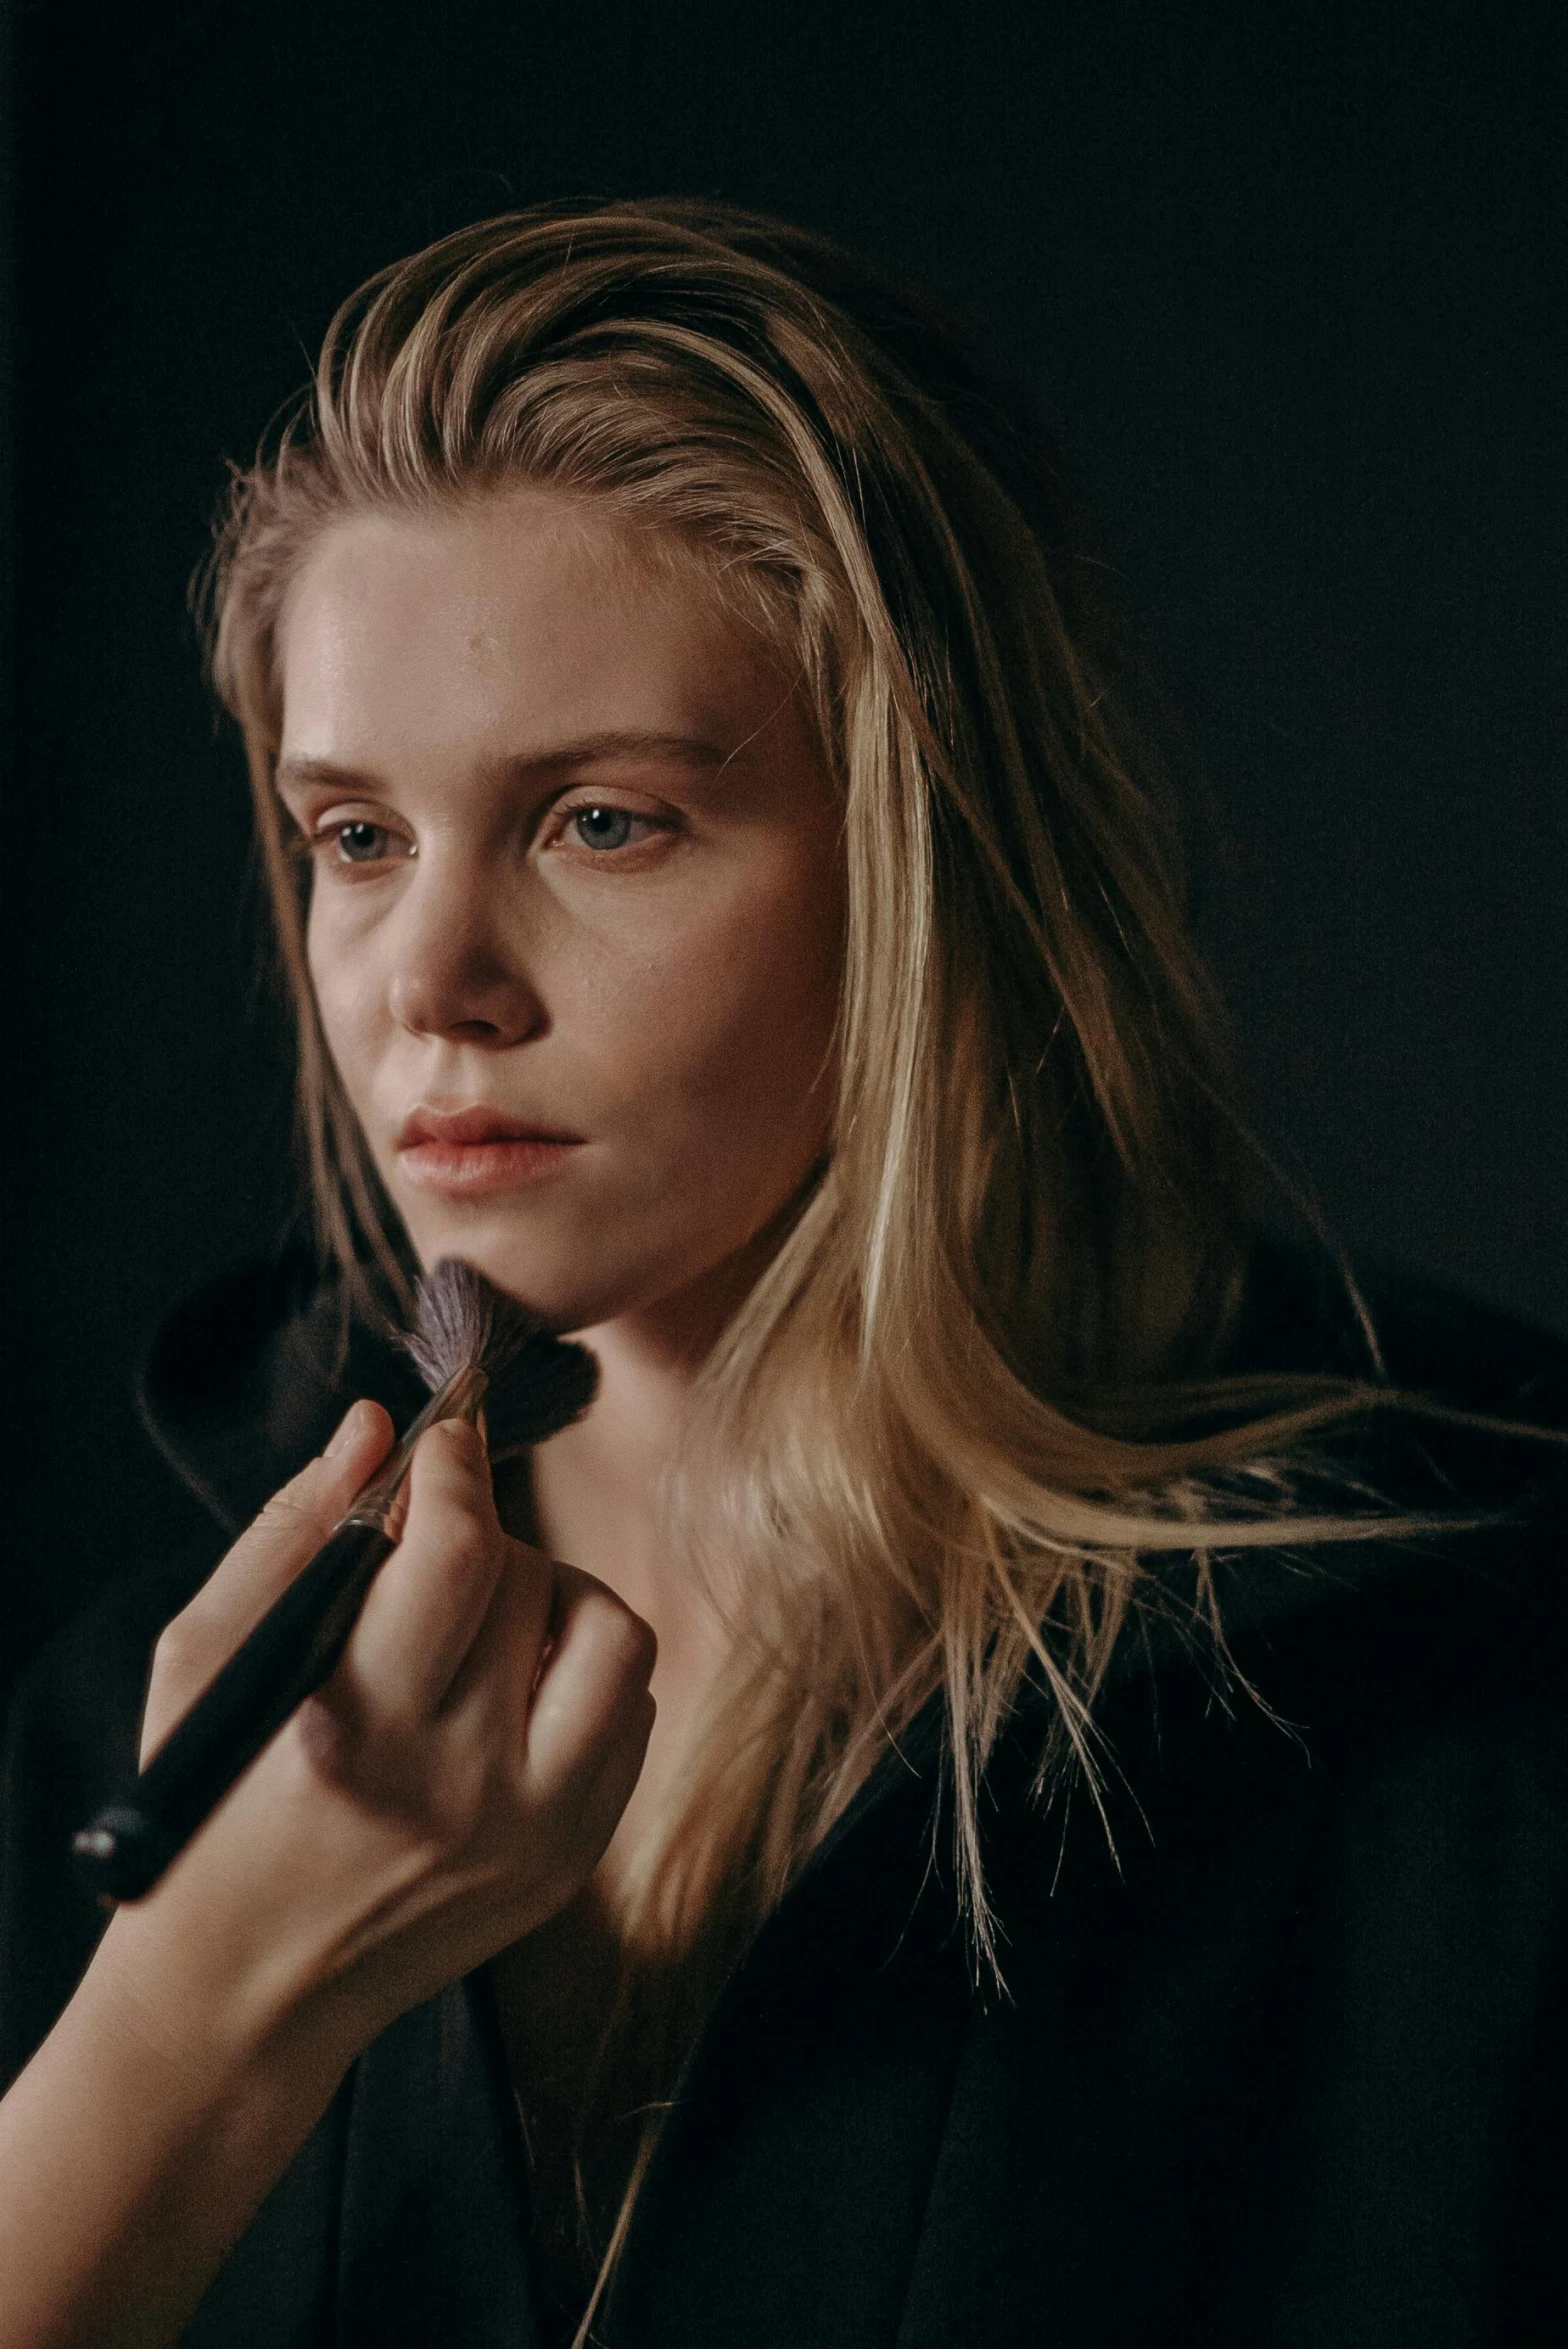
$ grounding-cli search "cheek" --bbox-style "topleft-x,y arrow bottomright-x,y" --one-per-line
305,914 -> 379,1103
619,858 -> 843,1151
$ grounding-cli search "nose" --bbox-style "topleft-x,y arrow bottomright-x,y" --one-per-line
385,859 -> 545,1048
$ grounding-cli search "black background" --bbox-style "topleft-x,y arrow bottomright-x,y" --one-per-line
3,0 -> 1564,1678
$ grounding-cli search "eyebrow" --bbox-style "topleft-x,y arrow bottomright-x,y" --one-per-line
273,731 -> 733,795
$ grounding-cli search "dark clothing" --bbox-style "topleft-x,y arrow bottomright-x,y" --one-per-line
3,1246 -> 1567,2346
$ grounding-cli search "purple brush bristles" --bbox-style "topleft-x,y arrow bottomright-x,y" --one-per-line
403,1259 -> 598,1455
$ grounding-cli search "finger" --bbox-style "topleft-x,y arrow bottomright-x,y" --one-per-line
437,1527 -> 557,1732
144,1400 -> 395,1751
201,1400 -> 395,1633
154,1400 -> 395,1670
521,1567 -> 658,1799
344,1418 -> 507,1718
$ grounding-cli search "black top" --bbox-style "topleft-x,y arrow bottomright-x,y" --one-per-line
3,1242 -> 1566,2346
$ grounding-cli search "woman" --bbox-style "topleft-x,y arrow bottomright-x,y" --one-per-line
1,199 -> 1564,2347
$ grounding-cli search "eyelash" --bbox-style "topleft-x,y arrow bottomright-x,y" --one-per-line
296,800 -> 668,874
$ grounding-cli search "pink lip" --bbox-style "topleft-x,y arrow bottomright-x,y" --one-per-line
394,1105 -> 584,1198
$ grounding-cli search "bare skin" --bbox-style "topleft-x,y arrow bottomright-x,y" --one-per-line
0,1407 -> 656,2347
0,490 -> 846,2343
277,490 -> 842,1922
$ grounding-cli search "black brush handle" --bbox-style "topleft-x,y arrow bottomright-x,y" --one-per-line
73,1516 -> 395,1902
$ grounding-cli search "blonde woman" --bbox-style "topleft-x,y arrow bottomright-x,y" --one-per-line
2,201 -> 1564,2348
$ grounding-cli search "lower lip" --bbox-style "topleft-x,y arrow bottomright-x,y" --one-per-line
396,1137 -> 582,1198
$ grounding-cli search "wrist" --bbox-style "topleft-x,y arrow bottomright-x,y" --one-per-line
87,1894 -> 366,2122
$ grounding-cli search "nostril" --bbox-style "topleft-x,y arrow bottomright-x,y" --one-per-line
387,951 -> 546,1048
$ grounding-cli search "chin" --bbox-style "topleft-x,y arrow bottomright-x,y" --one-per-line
403,1218 -> 639,1334
408,1209 -> 751,1342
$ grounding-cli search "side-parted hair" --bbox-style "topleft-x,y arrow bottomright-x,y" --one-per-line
204,199 -> 1379,2003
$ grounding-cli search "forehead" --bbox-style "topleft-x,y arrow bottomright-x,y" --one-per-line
275,489 -> 784,763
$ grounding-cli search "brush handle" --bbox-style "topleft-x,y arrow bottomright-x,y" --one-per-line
72,1366 -> 491,1903
72,1516 -> 395,1903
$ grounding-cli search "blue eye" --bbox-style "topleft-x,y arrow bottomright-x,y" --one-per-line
336,821 -> 389,863
573,806 -> 634,852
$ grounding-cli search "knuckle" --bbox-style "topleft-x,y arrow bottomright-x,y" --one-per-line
326,1657 -> 420,1752
439,1750 -> 492,1839
442,1500 -> 494,1560
599,1603 -> 659,1686
298,1670 -> 501,1844
294,1690 -> 452,1824
402,1749 -> 490,1850
254,1483 -> 331,1540
293,1691 -> 358,1789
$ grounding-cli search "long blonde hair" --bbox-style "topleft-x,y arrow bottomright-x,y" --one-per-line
204,199 -> 1379,1987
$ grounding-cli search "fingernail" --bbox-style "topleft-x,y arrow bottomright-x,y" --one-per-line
326,1401 -> 366,1458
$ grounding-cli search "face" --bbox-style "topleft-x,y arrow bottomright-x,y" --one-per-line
274,489 -> 844,1341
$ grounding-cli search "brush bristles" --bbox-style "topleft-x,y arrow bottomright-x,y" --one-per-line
404,1258 -> 517,1388
403,1258 -> 598,1453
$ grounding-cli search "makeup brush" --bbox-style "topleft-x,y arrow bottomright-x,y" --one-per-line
72,1260 -> 598,1904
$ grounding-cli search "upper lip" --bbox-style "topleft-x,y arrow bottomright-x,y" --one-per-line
396,1105 -> 584,1149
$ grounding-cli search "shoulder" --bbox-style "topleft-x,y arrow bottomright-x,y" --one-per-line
986,1247 -> 1568,1974
1206,1240 -> 1568,1663
1217,1250 -> 1568,1802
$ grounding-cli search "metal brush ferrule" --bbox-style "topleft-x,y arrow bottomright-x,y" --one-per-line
345,1361 -> 491,1531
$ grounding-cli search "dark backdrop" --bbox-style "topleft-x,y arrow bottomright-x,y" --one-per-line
4,0 -> 1564,1680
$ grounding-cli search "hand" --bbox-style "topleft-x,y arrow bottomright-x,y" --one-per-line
118,1399 -> 657,2070
0,1399 -> 657,2349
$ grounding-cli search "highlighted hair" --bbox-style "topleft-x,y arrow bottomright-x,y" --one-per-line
205,199 -> 1380,2054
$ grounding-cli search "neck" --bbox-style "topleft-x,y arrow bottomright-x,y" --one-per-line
531,1210 -> 786,1574
531,1311 -> 701,1561
525,1265 -> 750,1900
